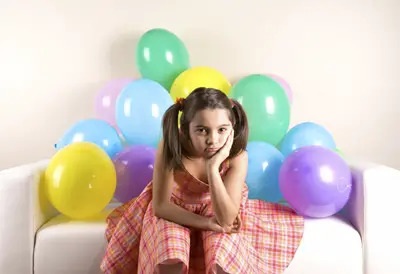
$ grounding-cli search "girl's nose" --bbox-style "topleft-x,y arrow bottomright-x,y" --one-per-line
206,131 -> 219,145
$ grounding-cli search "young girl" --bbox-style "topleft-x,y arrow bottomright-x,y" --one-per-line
100,88 -> 304,274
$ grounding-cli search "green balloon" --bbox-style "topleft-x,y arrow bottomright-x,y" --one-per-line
333,148 -> 346,159
136,29 -> 190,91
229,74 -> 290,146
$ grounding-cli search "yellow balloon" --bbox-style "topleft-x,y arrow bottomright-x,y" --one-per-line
45,142 -> 116,219
170,66 -> 231,100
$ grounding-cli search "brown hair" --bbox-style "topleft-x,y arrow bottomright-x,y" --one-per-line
162,87 -> 249,171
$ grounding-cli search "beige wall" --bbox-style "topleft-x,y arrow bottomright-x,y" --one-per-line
1,0 -> 399,170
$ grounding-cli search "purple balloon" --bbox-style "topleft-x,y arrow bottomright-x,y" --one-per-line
279,146 -> 352,218
113,145 -> 156,203
94,78 -> 134,129
266,74 -> 293,104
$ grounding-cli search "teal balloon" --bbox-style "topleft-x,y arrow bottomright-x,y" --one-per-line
136,28 -> 190,91
55,119 -> 123,158
116,79 -> 173,148
229,74 -> 290,146
280,122 -> 336,157
246,141 -> 284,202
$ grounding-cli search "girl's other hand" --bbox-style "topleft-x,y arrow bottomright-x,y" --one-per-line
206,215 -> 241,234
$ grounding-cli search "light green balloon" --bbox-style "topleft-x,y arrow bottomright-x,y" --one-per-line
229,74 -> 290,146
333,148 -> 346,159
136,28 -> 190,91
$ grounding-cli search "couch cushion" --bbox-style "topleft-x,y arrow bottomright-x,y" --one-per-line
34,204 -> 120,274
285,215 -> 362,274
34,208 -> 362,274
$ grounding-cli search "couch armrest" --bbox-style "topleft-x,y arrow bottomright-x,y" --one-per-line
344,161 -> 400,274
0,160 -> 58,274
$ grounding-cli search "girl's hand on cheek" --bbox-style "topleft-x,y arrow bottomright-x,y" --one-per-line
206,130 -> 234,170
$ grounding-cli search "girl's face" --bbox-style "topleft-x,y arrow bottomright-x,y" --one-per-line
188,108 -> 233,158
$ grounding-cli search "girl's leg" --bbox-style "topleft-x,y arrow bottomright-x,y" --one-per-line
157,261 -> 184,274
216,264 -> 228,274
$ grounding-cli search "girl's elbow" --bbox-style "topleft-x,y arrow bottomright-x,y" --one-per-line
217,212 -> 237,227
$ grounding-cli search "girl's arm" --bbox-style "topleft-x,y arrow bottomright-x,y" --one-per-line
152,139 -> 212,231
207,150 -> 248,227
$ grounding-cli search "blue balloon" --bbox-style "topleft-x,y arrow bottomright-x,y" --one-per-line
280,122 -> 336,157
116,79 -> 173,147
246,141 -> 284,202
55,119 -> 123,158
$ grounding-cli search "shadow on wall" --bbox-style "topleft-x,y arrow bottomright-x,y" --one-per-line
107,30 -> 142,79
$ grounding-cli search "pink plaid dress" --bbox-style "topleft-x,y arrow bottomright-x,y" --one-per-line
100,160 -> 304,274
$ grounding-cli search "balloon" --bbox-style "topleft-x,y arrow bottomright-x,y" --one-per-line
55,119 -> 123,158
266,73 -> 293,104
113,145 -> 156,203
170,66 -> 231,100
333,148 -> 346,159
246,141 -> 284,202
45,142 -> 116,219
94,78 -> 133,129
279,146 -> 352,218
136,28 -> 189,91
116,79 -> 173,147
229,74 -> 290,146
279,122 -> 336,157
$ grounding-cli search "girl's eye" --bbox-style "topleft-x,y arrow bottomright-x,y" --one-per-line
196,128 -> 227,134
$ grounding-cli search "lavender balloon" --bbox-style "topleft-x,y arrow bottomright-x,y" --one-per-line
113,145 -> 156,203
279,146 -> 352,218
267,74 -> 293,104
94,78 -> 133,129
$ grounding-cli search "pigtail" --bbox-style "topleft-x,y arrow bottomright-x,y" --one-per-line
230,99 -> 249,158
162,103 -> 183,171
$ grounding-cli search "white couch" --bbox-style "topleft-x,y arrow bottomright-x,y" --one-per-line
1,159 -> 399,274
